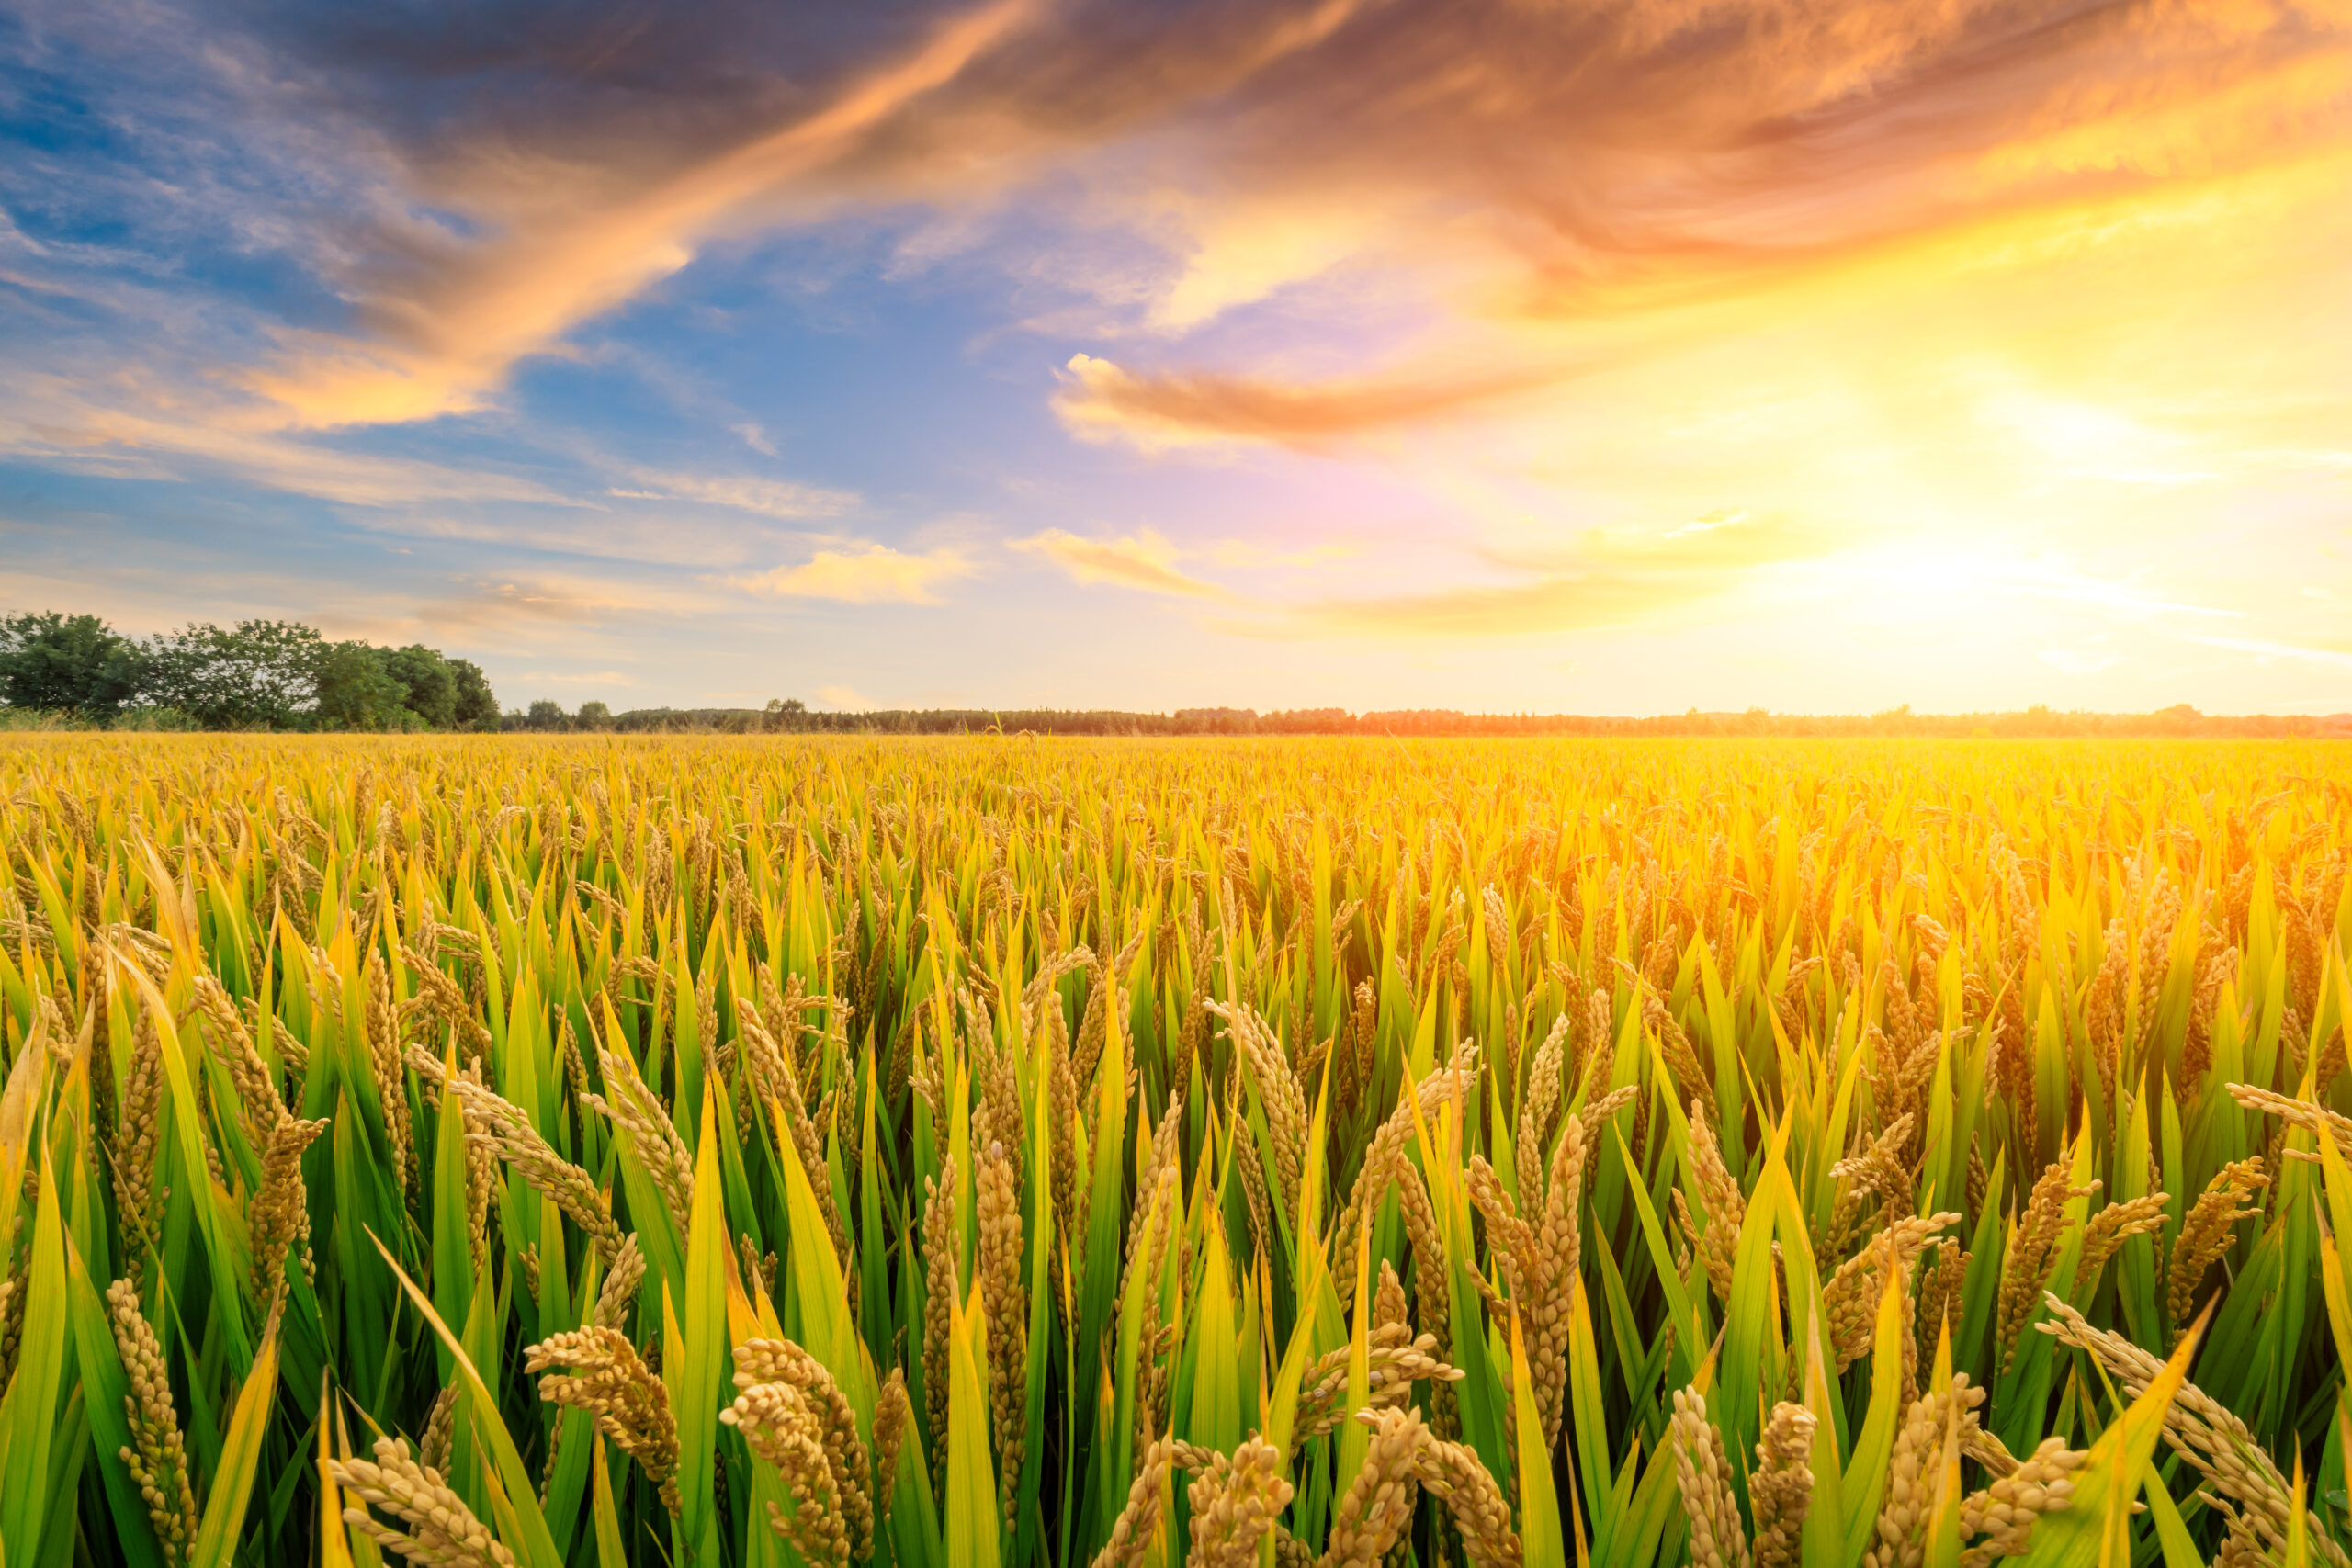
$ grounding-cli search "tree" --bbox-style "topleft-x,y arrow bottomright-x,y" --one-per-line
381,644 -> 458,729
313,642 -> 411,730
525,698 -> 571,732
576,700 -> 614,730
449,660 -> 499,731
0,612 -> 146,718
143,619 -> 324,729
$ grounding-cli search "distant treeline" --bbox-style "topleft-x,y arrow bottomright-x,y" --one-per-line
10,609 -> 2345,737
0,611 -> 497,731
514,698 -> 2352,738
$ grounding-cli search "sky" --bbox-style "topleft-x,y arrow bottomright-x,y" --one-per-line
1,0 -> 2348,716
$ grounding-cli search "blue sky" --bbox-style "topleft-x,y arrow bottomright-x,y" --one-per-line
4,0 -> 2349,716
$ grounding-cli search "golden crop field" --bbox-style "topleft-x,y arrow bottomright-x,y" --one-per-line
1,734 -> 2347,1568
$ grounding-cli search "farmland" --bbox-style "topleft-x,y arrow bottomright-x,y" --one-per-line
0,734 -> 2346,1568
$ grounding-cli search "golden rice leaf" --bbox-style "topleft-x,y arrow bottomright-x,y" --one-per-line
187,1301 -> 281,1568
947,1281 -> 1003,1568
1510,1310 -> 1566,1568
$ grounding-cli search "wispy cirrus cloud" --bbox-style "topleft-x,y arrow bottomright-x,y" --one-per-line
2185,634 -> 2352,670
1012,513 -> 1831,640
1011,527 -> 1232,599
610,469 -> 858,519
412,577 -> 696,634
240,0 -> 1041,429
1260,512 -> 1833,639
1052,354 -> 1566,449
0,375 -> 583,510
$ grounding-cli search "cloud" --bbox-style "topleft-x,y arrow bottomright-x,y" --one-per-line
1666,510 -> 1747,539
2185,634 -> 2352,671
0,375 -> 585,510
4,0 -> 2348,715
242,0 -> 1039,428
19,0 -> 2346,464
413,577 -> 695,633
1011,527 -> 1231,598
1010,514 -> 1849,641
613,469 -> 858,518
1053,354 -> 1564,449
1268,512 -> 1832,639
734,543 -> 974,603
815,683 -> 874,709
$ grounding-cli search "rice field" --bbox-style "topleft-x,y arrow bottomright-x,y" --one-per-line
1,733 -> 2347,1568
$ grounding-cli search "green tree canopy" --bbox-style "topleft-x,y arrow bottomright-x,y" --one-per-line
381,644 -> 458,728
449,660 -> 499,731
0,607 -> 498,730
0,612 -> 146,717
314,642 -> 413,730
143,620 -> 324,729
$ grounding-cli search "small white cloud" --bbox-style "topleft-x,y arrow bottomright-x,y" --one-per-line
734,544 -> 973,604
816,683 -> 874,710
731,423 -> 778,457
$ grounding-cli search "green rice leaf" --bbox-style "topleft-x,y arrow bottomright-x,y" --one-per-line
365,1230 -> 567,1568
671,1081 -> 729,1559
0,1152 -> 72,1566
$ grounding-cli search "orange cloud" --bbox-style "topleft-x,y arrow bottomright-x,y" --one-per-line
119,0 -> 2352,465
733,544 -> 975,604
1053,354 -> 1566,449
412,576 -> 716,638
1265,513 -> 1834,638
1011,527 -> 1232,598
245,0 -> 1037,428
0,380 -> 580,509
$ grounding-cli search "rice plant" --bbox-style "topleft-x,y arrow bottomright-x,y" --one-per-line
0,733 -> 2346,1568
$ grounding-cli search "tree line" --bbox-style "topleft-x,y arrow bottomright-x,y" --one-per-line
0,612 -> 498,730
514,698 -> 2352,738
9,610 -> 2342,738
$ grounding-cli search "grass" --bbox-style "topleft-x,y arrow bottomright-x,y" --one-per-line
0,732 -> 2346,1568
